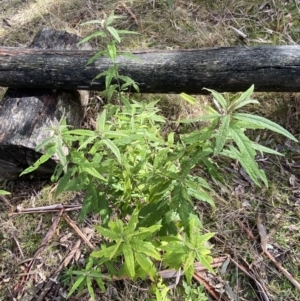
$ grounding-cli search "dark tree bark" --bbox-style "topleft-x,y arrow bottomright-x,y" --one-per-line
0,29 -> 89,181
1,46 -> 300,93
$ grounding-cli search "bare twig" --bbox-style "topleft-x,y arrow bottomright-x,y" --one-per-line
264,250 -> 300,291
193,272 -> 225,301
240,218 -> 300,292
122,2 -> 138,25
13,236 -> 24,258
230,257 -> 271,301
63,213 -> 94,250
11,204 -> 82,215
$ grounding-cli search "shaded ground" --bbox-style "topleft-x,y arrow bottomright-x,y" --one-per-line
1,0 -> 300,300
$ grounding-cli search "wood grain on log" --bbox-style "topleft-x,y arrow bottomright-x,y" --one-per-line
1,46 -> 300,93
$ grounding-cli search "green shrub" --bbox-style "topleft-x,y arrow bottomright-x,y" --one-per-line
20,12 -> 297,301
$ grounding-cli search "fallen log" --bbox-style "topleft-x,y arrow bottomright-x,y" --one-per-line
1,46 -> 300,93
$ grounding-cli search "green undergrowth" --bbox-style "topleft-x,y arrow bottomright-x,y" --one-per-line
18,14 -> 298,297
1,1 -> 300,300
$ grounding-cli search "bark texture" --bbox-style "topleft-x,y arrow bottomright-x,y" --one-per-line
1,46 -> 300,93
0,28 -> 89,181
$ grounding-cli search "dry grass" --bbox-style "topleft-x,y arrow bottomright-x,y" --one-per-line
1,0 -> 300,300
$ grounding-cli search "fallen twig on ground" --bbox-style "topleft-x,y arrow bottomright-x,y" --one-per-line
62,213 -> 94,250
230,257 -> 271,301
264,250 -> 300,291
193,272 -> 226,301
11,203 -> 82,215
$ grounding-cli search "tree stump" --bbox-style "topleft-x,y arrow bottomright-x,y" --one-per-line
0,28 -> 90,181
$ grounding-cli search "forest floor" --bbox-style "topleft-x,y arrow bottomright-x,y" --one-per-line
1,0 -> 300,300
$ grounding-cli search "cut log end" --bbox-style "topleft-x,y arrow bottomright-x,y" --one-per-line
0,28 -> 89,181
0,145 -> 57,181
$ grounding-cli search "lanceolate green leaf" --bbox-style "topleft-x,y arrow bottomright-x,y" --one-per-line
81,166 -> 107,181
108,239 -> 123,260
102,139 -> 122,164
20,151 -> 54,176
123,243 -> 135,277
78,136 -> 98,151
187,187 -> 214,207
180,93 -> 196,104
0,190 -> 10,195
107,41 -> 117,61
77,31 -> 107,45
98,193 -> 110,226
131,240 -> 161,260
125,209 -> 139,233
132,224 -> 162,239
229,125 -> 256,158
97,109 -> 107,133
95,277 -> 106,292
91,243 -> 123,258
107,26 -> 121,43
229,96 -> 259,112
67,275 -> 85,298
203,88 -> 227,110
184,252 -> 195,285
251,142 -> 284,156
227,85 -> 257,112
87,50 -> 107,65
222,146 -> 267,187
65,129 -> 96,136
55,169 -> 73,197
81,20 -> 105,25
106,12 -> 116,26
196,253 -> 214,273
86,276 -> 95,301
94,226 -> 120,240
54,136 -> 67,171
234,113 -> 298,142
214,114 -> 230,155
178,200 -> 193,232
135,252 -> 156,280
